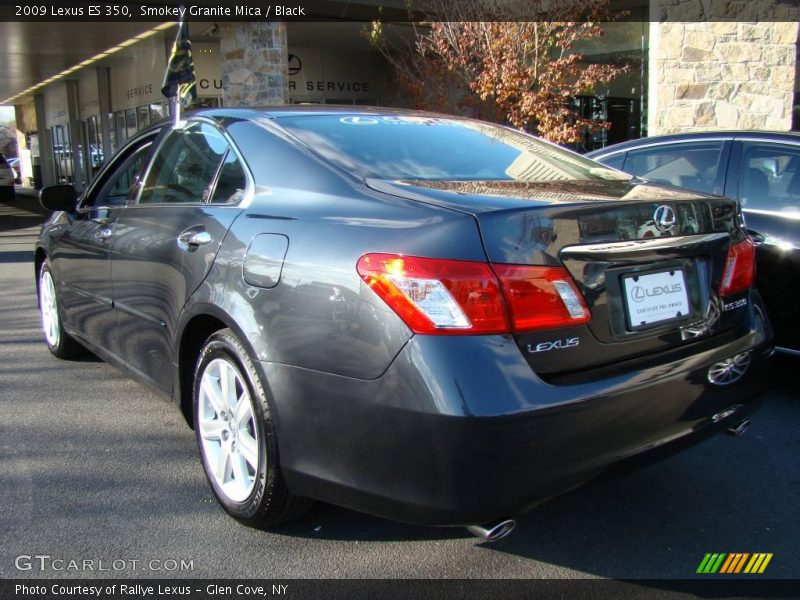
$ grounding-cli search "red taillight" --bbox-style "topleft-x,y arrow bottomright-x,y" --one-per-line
356,253 -> 591,335
719,238 -> 756,297
493,265 -> 591,331
356,254 -> 509,334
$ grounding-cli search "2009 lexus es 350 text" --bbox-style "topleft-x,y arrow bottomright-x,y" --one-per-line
36,108 -> 772,541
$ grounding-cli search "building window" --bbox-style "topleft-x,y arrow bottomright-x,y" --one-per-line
149,103 -> 166,124
114,111 -> 127,150
84,115 -> 104,178
137,105 -> 150,130
108,112 -> 116,154
125,108 -> 137,139
51,124 -> 73,184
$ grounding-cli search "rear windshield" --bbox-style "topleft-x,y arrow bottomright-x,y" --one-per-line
277,115 -> 629,183
0,155 -> 7,167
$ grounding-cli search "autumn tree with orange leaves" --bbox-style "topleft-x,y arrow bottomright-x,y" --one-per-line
367,0 -> 629,144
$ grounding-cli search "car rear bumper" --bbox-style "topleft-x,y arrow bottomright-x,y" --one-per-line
262,319 -> 771,527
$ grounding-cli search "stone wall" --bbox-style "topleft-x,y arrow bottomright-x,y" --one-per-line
220,23 -> 288,107
648,21 -> 799,134
14,101 -> 37,134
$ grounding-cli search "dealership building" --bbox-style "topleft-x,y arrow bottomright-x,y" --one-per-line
2,0 -> 799,189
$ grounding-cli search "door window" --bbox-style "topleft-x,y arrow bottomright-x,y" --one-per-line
138,122 -> 245,205
623,142 -> 724,194
82,139 -> 154,208
598,152 -> 625,170
739,142 -> 800,213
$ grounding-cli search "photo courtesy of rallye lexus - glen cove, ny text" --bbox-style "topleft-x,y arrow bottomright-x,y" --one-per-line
35,104 -> 774,541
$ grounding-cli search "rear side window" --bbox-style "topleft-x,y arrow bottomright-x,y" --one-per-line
278,115 -> 629,183
210,150 -> 247,204
139,123 -> 228,204
623,142 -> 724,194
740,142 -> 800,213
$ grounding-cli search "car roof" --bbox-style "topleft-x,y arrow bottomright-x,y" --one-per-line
191,105 -> 473,121
587,130 -> 800,157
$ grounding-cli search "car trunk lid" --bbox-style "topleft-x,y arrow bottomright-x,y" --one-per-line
368,178 -> 750,377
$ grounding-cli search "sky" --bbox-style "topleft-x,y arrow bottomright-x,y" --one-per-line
0,106 -> 15,126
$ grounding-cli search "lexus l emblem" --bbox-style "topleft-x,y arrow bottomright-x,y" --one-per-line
288,54 -> 302,76
653,205 -> 676,232
339,116 -> 378,125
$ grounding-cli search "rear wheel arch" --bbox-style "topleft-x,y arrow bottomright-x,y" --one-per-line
175,309 -> 266,429
34,247 -> 47,299
177,313 -> 228,428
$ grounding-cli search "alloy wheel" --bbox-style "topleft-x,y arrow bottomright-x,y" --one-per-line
40,269 -> 60,347
198,358 -> 260,502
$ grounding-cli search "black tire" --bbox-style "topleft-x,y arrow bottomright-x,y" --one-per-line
193,328 -> 312,528
38,259 -> 85,359
1,186 -> 14,202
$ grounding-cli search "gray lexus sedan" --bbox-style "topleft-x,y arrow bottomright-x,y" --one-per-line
35,107 -> 771,541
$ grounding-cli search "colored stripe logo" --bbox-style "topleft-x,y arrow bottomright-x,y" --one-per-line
697,553 -> 773,574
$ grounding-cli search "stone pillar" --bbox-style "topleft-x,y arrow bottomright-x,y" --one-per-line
220,23 -> 288,107
648,20 -> 799,135
33,94 -> 56,188
97,67 -> 113,165
65,79 -> 85,190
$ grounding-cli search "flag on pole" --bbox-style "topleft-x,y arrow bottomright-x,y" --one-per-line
161,17 -> 197,107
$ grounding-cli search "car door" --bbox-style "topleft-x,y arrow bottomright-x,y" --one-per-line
110,119 -> 250,390
52,133 -> 157,348
727,140 -> 800,351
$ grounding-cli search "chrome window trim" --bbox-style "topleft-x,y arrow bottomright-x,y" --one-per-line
734,137 -> 800,147
561,233 -> 730,256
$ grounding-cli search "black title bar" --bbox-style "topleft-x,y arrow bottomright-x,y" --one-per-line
0,0 -> 798,22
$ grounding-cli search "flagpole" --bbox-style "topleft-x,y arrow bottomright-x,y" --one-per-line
171,95 -> 180,129
162,11 -> 194,129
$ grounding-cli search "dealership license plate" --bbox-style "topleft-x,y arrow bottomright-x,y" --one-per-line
623,269 -> 691,328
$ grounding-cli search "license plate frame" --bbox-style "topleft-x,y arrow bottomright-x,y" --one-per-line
622,268 -> 692,331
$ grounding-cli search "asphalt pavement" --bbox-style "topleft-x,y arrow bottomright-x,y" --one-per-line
1,191 -> 798,581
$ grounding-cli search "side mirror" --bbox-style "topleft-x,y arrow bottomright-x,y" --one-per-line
40,184 -> 77,212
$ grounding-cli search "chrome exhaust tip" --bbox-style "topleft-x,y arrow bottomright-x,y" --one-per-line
725,419 -> 750,437
466,519 -> 516,543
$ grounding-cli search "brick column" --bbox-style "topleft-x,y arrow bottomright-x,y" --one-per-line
648,20 -> 799,135
220,23 -> 288,107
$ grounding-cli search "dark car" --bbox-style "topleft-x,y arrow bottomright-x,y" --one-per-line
588,132 -> 800,354
36,108 -> 771,541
